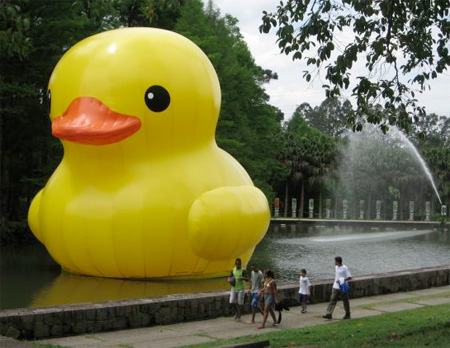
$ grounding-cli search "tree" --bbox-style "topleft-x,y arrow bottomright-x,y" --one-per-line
0,0 -> 122,244
116,0 -> 182,28
422,147 -> 450,208
411,112 -> 450,147
260,0 -> 450,134
411,112 -> 450,208
328,124 -> 440,219
282,112 -> 337,217
301,97 -> 352,137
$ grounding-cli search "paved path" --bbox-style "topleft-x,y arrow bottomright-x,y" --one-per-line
39,285 -> 450,348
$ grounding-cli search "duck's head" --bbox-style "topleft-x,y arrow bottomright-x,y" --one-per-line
48,28 -> 221,156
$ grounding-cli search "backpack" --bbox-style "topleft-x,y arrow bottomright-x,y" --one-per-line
228,271 -> 236,286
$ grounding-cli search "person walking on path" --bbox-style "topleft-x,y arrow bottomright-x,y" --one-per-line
323,256 -> 352,320
229,258 -> 248,321
247,263 -> 264,324
298,268 -> 312,313
258,270 -> 278,329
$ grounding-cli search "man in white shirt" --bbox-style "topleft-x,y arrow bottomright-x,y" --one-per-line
323,256 -> 352,320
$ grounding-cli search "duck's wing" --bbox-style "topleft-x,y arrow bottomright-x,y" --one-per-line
187,186 -> 270,260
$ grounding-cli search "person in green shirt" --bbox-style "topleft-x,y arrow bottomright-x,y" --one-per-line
229,258 -> 248,321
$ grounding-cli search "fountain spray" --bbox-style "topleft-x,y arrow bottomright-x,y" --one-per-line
394,129 -> 443,206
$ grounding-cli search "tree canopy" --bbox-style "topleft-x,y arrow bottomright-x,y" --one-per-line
260,0 -> 450,134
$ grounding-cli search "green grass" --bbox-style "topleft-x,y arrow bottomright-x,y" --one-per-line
180,303 -> 450,348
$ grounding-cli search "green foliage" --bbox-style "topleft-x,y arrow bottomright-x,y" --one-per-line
422,147 -> 450,198
388,186 -> 401,200
301,98 -> 353,137
260,0 -> 450,133
278,104 -> 449,219
411,112 -> 450,146
181,303 -> 450,348
280,111 -> 338,216
329,129 -> 429,218
411,112 -> 450,205
0,2 -> 32,58
115,0 -> 182,27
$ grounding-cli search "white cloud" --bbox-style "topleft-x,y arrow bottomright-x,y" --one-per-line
212,0 -> 450,119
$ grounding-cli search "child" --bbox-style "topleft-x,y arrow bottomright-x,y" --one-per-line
298,268 -> 312,313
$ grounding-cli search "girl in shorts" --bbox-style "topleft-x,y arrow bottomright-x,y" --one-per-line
258,270 -> 278,329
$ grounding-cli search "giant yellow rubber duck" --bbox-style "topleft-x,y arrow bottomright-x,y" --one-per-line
28,28 -> 270,279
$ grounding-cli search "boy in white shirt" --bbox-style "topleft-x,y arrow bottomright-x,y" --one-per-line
298,268 -> 312,313
323,256 -> 352,320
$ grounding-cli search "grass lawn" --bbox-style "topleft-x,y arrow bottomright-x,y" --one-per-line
180,303 -> 450,348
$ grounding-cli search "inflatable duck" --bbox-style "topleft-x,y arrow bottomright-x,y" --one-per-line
28,28 -> 270,279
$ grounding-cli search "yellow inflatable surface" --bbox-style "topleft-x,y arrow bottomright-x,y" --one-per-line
28,28 -> 270,279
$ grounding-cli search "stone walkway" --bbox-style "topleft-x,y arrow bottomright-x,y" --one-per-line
36,285 -> 450,348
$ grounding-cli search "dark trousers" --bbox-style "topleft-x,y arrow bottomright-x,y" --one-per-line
325,288 -> 350,315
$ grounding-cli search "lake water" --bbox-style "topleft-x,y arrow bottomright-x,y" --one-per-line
1,224 -> 449,310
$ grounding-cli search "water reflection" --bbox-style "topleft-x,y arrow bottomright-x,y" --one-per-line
1,225 -> 449,309
32,273 -> 228,307
0,245 -> 59,310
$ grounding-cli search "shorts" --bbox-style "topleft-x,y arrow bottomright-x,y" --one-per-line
299,293 -> 308,304
229,289 -> 245,305
250,293 -> 260,307
264,293 -> 274,305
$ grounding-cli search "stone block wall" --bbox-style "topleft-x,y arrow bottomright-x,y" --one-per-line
1,265 -> 449,340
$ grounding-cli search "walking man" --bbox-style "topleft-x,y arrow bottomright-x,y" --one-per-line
248,263 -> 264,323
323,256 -> 352,320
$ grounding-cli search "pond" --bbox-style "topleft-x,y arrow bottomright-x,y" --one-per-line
1,224 -> 449,310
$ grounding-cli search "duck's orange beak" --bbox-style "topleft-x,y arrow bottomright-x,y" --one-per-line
52,97 -> 141,145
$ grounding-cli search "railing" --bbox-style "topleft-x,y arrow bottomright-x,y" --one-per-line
273,198 -> 448,222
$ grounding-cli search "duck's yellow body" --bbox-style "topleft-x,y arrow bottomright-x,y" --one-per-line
28,28 -> 270,279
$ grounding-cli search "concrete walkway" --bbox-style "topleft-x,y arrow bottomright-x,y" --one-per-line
39,285 -> 450,348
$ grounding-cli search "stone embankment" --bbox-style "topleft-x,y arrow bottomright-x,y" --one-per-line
1,265 -> 449,340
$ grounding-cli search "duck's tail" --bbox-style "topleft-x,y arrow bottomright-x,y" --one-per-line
28,189 -> 43,243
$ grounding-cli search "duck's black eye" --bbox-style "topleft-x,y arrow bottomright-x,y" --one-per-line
144,85 -> 170,112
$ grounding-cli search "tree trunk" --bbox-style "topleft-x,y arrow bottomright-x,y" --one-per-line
299,181 -> 305,218
334,196 -> 338,219
284,182 -> 289,217
0,113 -> 3,233
400,198 -> 403,220
318,186 -> 323,219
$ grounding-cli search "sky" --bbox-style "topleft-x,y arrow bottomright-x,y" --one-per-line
213,0 -> 450,120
